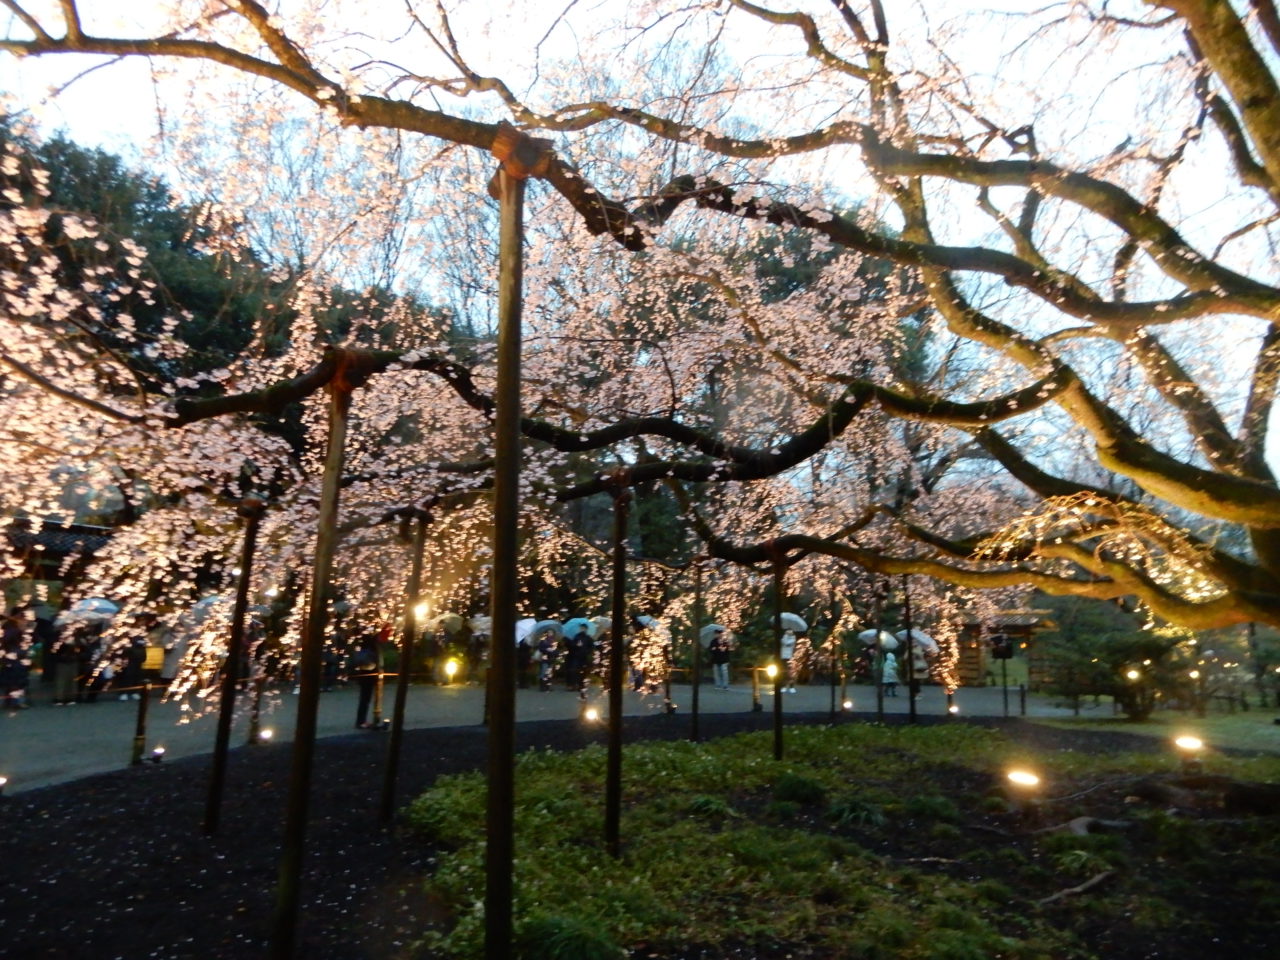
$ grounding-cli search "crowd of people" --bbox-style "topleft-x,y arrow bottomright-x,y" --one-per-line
1,605 -> 157,709
6,600 -> 920,722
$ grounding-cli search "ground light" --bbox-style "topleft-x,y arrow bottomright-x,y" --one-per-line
1006,769 -> 1042,819
258,728 -> 274,744
150,746 -> 166,764
0,775 -> 7,796
1174,734 -> 1205,773
582,705 -> 600,723
765,663 -> 779,680
841,699 -> 854,711
443,658 -> 460,683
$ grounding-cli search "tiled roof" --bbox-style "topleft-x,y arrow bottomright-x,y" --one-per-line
5,519 -> 112,556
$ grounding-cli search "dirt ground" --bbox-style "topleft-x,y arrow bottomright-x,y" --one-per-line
0,712 -> 1266,959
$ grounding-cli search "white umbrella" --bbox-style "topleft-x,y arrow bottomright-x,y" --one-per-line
57,596 -> 119,626
895,629 -> 938,655
700,623 -> 729,648
469,615 -> 493,635
515,617 -> 538,645
431,612 -> 465,634
590,616 -> 612,637
779,612 -> 807,633
858,629 -> 898,650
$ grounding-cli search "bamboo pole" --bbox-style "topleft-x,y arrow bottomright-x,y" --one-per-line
605,483 -> 631,858
380,508 -> 429,825
204,496 -> 266,835
271,379 -> 351,960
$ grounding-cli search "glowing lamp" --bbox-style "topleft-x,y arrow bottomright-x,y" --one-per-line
948,703 -> 960,715
1125,669 -> 1141,680
765,663 -> 779,680
444,658 -> 460,682
150,746 -> 166,764
414,601 -> 430,620
583,706 -> 600,722
1007,770 -> 1040,788
1174,734 -> 1204,772
258,728 -> 274,743
0,775 -> 7,796
841,699 -> 854,711
1188,670 -> 1200,680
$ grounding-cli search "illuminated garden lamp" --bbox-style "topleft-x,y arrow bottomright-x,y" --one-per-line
947,691 -> 958,715
1125,668 -> 1141,680
1174,734 -> 1204,773
413,601 -> 430,621
0,775 -> 7,796
258,727 -> 274,744
841,699 -> 854,712
150,746 -> 166,764
444,658 -> 460,684
582,705 -> 600,723
765,663 -> 779,681
1006,768 -> 1041,818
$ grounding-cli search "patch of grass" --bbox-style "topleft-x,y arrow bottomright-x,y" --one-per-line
828,795 -> 887,828
1033,711 -> 1280,755
902,793 -> 963,823
404,723 -> 1280,959
774,770 -> 826,804
514,914 -> 622,960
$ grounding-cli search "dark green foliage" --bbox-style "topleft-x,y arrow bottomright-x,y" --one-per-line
902,793 -> 963,823
515,914 -> 622,960
773,770 -> 826,804
828,795 -> 887,828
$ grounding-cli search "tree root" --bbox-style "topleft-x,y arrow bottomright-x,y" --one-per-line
1035,869 -> 1116,907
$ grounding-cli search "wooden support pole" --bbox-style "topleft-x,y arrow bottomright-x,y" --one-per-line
271,378 -> 352,960
204,496 -> 266,835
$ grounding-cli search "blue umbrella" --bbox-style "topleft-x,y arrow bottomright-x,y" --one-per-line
563,617 -> 594,638
532,619 -> 563,638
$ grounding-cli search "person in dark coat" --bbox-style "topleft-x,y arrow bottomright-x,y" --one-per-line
564,625 -> 593,696
351,630 -> 380,729
115,615 -> 150,700
51,625 -> 84,705
708,628 -> 733,689
1,612 -> 31,710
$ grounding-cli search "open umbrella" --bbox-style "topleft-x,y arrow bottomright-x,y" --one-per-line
532,619 -> 563,638
895,629 -> 938,655
57,597 -> 120,626
590,616 -> 612,637
515,617 -> 538,645
699,623 -> 729,648
469,615 -> 493,635
857,629 -> 898,650
562,617 -> 594,638
635,615 -> 658,629
779,612 -> 807,633
431,612 -> 465,635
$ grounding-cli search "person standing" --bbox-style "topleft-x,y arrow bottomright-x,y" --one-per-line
115,615 -> 149,700
708,628 -> 732,689
882,650 -> 900,697
1,611 -> 30,710
536,630 -> 558,692
351,630 -> 380,729
780,629 -> 798,694
51,624 -> 83,705
564,624 -> 592,696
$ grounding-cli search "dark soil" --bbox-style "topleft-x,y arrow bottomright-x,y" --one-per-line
0,712 -> 1270,959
